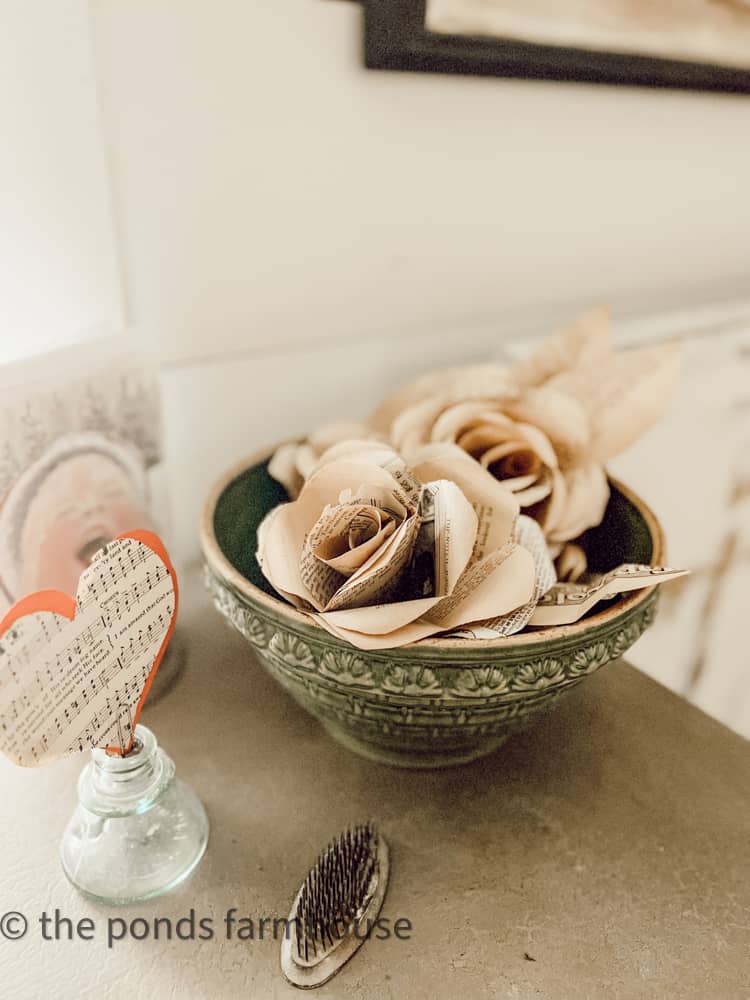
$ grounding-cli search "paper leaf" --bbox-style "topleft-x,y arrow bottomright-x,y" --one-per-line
548,340 -> 683,462
511,306 -> 611,389
529,565 -> 688,626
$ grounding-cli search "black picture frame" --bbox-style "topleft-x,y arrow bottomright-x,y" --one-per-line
357,0 -> 750,94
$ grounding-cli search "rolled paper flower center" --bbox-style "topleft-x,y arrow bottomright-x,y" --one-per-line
348,509 -> 385,548
455,423 -> 548,488
478,439 -> 543,489
488,448 -> 541,483
454,420 -> 514,460
311,504 -> 397,577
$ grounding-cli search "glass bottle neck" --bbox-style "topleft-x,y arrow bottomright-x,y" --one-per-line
78,725 -> 174,817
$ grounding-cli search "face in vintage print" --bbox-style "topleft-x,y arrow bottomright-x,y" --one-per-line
0,435 -> 153,612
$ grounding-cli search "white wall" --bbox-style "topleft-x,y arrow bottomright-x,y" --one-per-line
0,0 -> 122,364
87,0 -> 750,366
4,0 -> 750,366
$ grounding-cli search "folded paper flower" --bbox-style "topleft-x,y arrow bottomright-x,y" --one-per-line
368,308 -> 681,544
256,449 -> 552,649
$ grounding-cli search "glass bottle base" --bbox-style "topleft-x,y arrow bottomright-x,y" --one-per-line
60,728 -> 209,905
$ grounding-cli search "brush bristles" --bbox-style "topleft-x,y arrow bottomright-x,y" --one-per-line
295,822 -> 379,962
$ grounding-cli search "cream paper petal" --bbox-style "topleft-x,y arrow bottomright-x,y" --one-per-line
257,501 -> 316,603
446,515 -> 558,639
409,442 -> 519,555
304,459 -> 418,513
537,466 -> 568,534
317,448 -> 421,516
546,340 -> 682,461
256,503 -> 313,610
529,566 -> 688,627
513,473 -> 554,508
304,460 -> 411,512
293,442 -> 320,481
503,387 -> 591,461
390,394 -> 450,453
314,613 -> 441,650
311,440 -> 398,475
459,432 -> 523,461
269,583 -> 314,613
547,461 -> 610,543
556,543 -> 588,583
511,306 -> 611,388
508,420 -> 559,470
350,484 -> 409,522
591,342 -> 683,461
484,470 -> 540,494
439,365 -> 518,404
267,442 -> 305,499
428,479 -> 479,595
430,401 -> 514,443
425,543 -> 536,630
319,595 -> 442,635
478,442 -> 538,472
369,362 -> 514,434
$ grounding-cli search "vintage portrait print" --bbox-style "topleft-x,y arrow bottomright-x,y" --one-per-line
0,342 -> 161,615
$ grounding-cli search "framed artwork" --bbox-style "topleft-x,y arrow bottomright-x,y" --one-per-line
356,0 -> 750,93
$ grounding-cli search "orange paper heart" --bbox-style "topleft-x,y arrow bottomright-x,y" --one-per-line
0,530 -> 177,766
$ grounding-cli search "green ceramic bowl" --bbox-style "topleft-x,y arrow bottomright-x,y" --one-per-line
201,448 -> 663,768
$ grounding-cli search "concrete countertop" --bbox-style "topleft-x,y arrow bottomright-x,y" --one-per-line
2,568 -> 749,999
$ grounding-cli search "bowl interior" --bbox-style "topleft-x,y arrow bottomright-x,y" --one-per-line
211,458 -> 654,601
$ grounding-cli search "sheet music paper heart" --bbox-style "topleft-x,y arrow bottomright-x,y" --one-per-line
0,531 -> 177,767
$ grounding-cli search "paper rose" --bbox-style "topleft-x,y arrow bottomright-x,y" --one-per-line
256,447 -> 552,649
375,376 -> 596,544
268,422 -> 384,500
369,308 -> 681,544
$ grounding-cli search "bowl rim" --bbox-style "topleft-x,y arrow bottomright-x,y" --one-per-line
200,444 -> 666,649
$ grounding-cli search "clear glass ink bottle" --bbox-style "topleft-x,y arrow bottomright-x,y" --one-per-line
60,725 -> 209,904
